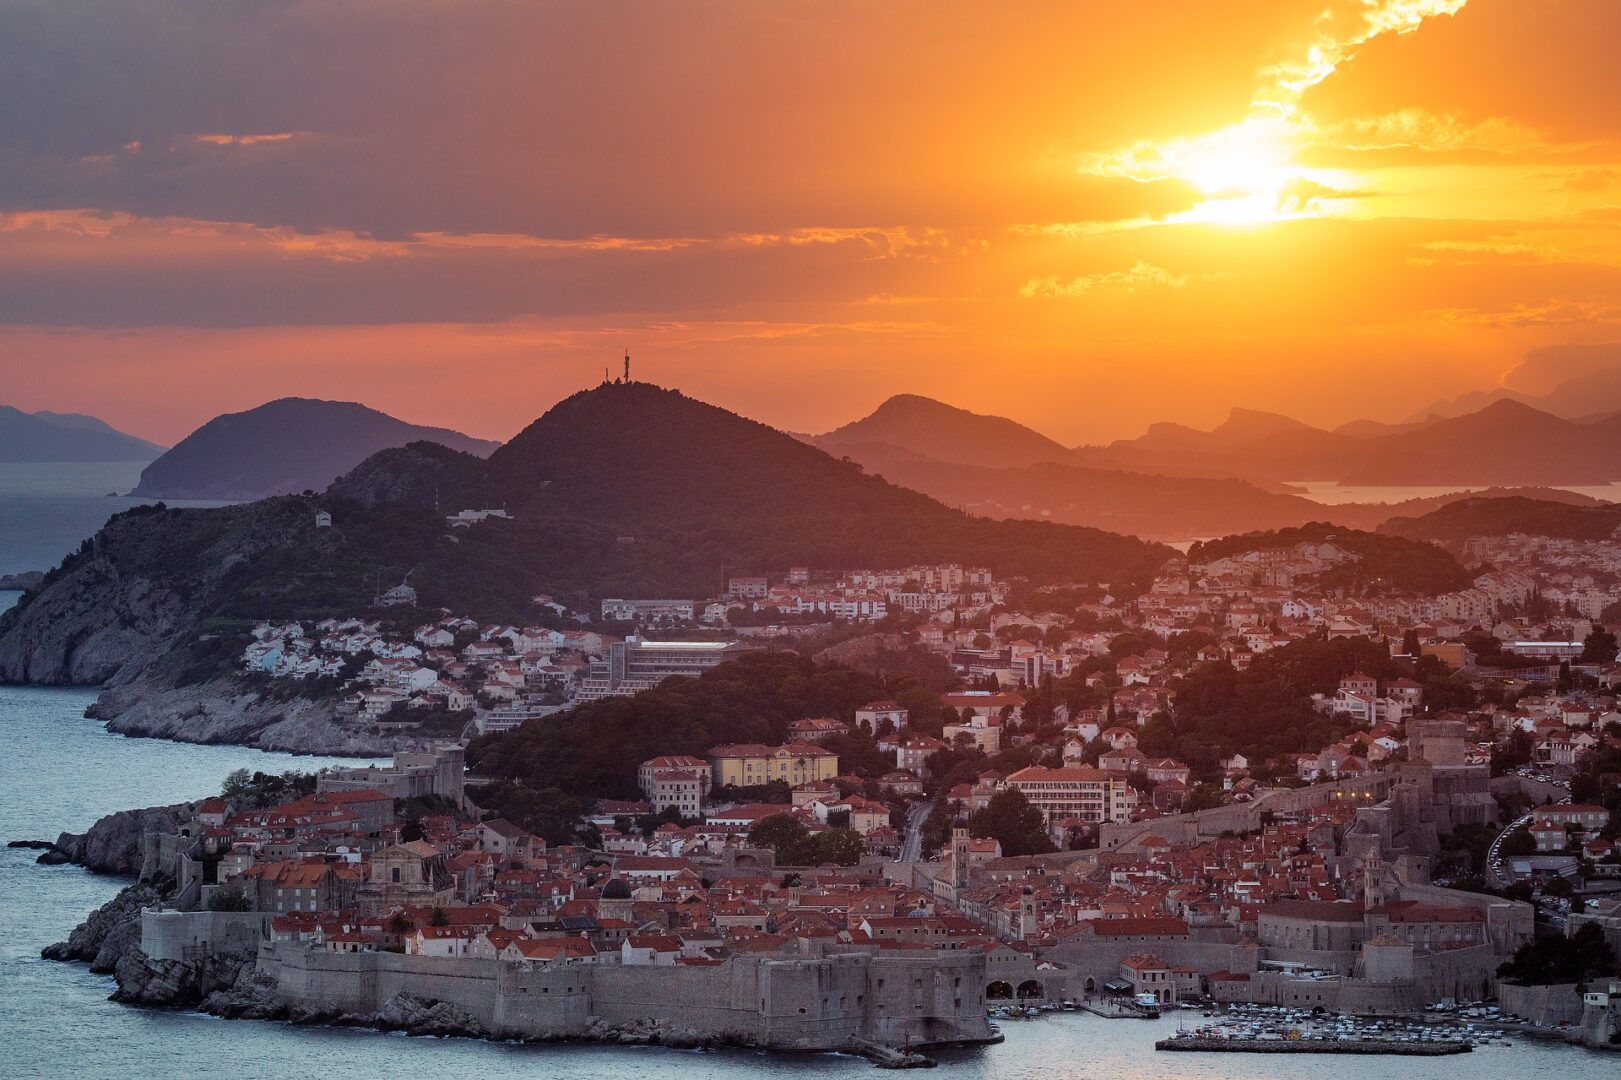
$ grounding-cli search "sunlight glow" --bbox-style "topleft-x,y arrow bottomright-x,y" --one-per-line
1082,0 -> 1470,226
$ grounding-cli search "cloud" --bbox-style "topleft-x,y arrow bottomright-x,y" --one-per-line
1020,261 -> 1195,298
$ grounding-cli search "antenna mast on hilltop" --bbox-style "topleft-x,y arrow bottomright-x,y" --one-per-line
624,350 -> 631,383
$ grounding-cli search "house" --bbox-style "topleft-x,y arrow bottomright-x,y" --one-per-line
621,933 -> 683,966
788,717 -> 848,743
1100,727 -> 1139,751
855,701 -> 908,734
943,712 -> 1002,754
941,690 -> 1025,723
1529,819 -> 1568,853
892,734 -> 947,777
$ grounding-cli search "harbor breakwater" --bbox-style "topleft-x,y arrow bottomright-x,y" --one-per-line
1157,1035 -> 1472,1054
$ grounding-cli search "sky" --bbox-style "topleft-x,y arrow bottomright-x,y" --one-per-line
1,0 -> 1618,446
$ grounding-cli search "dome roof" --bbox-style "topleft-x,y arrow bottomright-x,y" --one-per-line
601,877 -> 631,900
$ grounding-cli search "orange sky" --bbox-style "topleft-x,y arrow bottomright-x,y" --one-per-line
1,0 -> 1618,445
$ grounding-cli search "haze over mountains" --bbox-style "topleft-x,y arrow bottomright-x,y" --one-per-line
807,383 -> 1621,540
0,405 -> 165,463
130,398 -> 500,500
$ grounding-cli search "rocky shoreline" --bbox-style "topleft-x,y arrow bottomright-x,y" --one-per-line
88,676 -> 399,757
41,889 -> 936,1064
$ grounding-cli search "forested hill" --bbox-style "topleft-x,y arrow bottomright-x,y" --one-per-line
469,382 -> 1175,595
1379,496 -> 1621,542
1187,523 -> 1471,595
0,383 -> 1174,689
468,651 -> 897,804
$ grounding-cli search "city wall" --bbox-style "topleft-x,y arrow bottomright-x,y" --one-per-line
141,910 -> 274,962
257,944 -> 993,1050
1100,774 -> 1395,851
1498,982 -> 1586,1026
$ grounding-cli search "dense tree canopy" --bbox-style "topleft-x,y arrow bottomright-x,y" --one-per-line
969,789 -> 1055,857
468,651 -> 933,810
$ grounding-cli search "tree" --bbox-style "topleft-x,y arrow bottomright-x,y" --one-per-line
220,768 -> 253,801
207,887 -> 252,912
1497,922 -> 1617,987
969,789 -> 1056,857
748,813 -> 810,854
429,906 -> 450,926
794,828 -> 864,867
1582,625 -> 1619,665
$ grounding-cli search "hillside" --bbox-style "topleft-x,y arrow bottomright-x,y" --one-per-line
1187,523 -> 1471,595
814,394 -> 1076,468
0,405 -> 164,462
130,397 -> 500,500
820,443 -> 1329,541
466,651 -> 893,814
1,382 -> 1175,698
1379,496 -> 1621,542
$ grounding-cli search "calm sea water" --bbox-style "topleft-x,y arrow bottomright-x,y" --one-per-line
0,462 -> 229,577
0,596 -> 1612,1078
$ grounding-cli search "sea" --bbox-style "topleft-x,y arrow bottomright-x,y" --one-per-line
0,590 -> 1614,1077
0,474 -> 1616,1079
0,462 -> 228,577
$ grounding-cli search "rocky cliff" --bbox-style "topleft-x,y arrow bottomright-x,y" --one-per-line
0,499 -> 311,686
89,675 -> 396,755
51,802 -> 192,877
42,883 -> 163,969
0,497 -> 404,754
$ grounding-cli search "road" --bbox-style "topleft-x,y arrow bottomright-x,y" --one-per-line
900,799 -> 934,863
1485,811 -> 1532,889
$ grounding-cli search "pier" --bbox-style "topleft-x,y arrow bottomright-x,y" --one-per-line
1157,1035 -> 1472,1055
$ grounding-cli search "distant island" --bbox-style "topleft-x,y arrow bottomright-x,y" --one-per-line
130,397 -> 500,500
0,405 -> 164,463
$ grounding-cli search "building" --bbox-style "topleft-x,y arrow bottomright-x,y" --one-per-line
942,690 -> 1026,722
355,841 -> 455,914
318,745 -> 466,807
726,576 -> 770,599
576,638 -> 751,701
599,599 -> 697,625
638,755 -> 712,816
854,701 -> 908,734
707,743 -> 839,790
1005,766 -> 1137,825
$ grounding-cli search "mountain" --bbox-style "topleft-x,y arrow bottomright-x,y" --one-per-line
1407,361 -> 1621,423
1,382 -> 1175,703
1340,399 -> 1620,485
1108,407 -> 1315,453
1379,496 -> 1621,542
818,441 -> 1330,541
130,397 -> 500,500
814,394 -> 1076,468
0,405 -> 164,462
1071,409 -> 1365,482
1068,398 -> 1621,486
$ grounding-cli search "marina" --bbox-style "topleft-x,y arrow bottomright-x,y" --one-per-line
1155,1001 -> 1528,1054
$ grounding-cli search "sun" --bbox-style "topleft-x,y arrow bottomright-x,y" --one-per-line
1172,117 -> 1296,199
1085,115 -> 1359,226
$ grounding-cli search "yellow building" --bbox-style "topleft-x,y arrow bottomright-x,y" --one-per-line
707,742 -> 839,790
